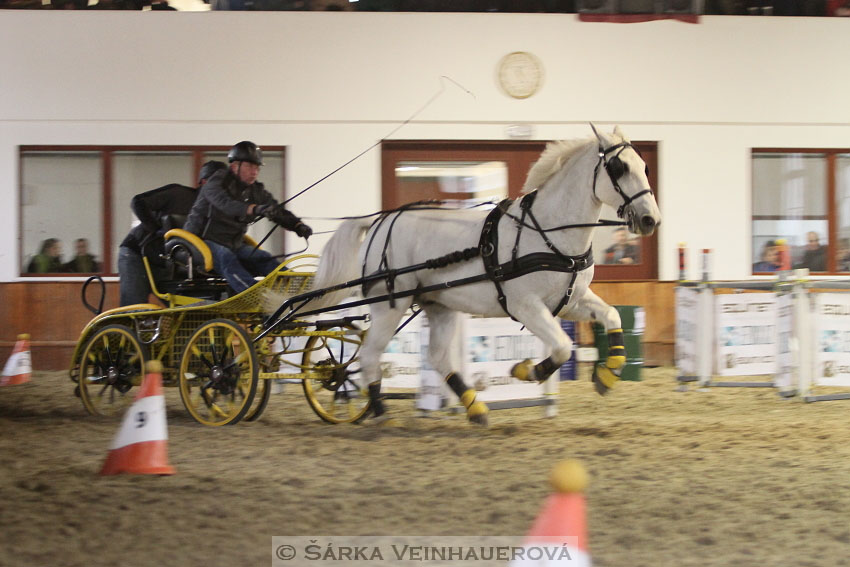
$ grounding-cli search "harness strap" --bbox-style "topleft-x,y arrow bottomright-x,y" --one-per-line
479,196 -> 593,320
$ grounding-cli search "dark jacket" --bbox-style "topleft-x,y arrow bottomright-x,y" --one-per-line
183,169 -> 276,250
120,183 -> 198,259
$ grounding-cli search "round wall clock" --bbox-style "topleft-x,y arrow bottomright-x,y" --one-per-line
497,51 -> 544,99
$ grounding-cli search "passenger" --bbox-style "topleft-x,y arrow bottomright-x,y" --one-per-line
118,160 -> 227,306
27,238 -> 65,273
183,141 -> 312,295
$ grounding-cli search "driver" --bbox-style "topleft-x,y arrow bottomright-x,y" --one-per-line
183,141 -> 312,294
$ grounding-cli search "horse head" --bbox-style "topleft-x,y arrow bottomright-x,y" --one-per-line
589,124 -> 661,236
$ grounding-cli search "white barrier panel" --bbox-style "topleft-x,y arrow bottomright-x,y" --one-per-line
675,287 -> 699,376
462,317 -> 546,404
774,293 -> 794,392
381,314 -> 423,390
813,293 -> 850,388
714,293 -> 778,376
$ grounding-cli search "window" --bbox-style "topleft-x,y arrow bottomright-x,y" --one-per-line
382,140 -> 659,280
751,149 -> 850,274
19,146 -> 286,276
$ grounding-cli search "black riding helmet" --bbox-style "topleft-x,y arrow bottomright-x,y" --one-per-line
197,160 -> 227,184
227,141 -> 263,166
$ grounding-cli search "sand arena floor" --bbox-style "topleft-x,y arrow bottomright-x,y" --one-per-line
2,366 -> 850,567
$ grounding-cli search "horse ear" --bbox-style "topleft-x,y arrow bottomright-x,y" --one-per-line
589,122 -> 604,145
613,124 -> 629,142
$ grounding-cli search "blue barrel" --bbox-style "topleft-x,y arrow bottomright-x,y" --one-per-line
559,320 -> 577,381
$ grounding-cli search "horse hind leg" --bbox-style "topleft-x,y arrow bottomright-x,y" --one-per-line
424,304 -> 489,426
359,300 -> 411,420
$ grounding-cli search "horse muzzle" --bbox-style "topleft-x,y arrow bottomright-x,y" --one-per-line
626,207 -> 660,236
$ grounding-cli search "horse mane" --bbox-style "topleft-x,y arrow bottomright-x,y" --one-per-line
522,137 -> 595,194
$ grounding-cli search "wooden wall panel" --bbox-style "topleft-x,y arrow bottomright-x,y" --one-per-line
0,281 -> 121,371
0,281 -> 679,370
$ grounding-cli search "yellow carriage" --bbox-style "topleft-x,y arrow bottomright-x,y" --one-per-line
69,230 -> 372,426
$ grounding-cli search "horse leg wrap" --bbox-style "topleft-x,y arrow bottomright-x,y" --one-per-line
445,373 -> 489,426
606,329 -> 627,370
511,357 -> 559,383
533,357 -> 559,383
368,382 -> 386,418
592,362 -> 622,396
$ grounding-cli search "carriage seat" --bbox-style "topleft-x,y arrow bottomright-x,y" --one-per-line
165,228 -> 257,288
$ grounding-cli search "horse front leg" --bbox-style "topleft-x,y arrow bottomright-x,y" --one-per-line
560,288 -> 624,395
507,299 -> 574,384
424,303 -> 489,426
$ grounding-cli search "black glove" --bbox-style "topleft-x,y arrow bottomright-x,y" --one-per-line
253,203 -> 274,218
270,207 -> 299,229
293,221 -> 313,239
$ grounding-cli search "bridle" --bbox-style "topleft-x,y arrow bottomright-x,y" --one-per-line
593,141 -> 653,220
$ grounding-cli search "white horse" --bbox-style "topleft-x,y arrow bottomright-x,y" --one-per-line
310,125 -> 661,424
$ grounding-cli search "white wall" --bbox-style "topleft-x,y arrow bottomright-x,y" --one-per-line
2,11 -> 849,281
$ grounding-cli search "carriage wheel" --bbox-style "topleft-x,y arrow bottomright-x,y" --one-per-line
78,325 -> 148,418
302,325 -> 370,424
243,377 -> 271,422
178,319 -> 258,426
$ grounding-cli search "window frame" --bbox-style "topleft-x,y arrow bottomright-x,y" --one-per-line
751,147 -> 845,274
18,145 -> 287,277
381,139 -> 659,281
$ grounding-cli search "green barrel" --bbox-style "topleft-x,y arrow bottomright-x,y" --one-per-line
593,305 -> 644,381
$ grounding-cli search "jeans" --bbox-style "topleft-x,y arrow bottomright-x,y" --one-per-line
205,240 -> 281,294
118,246 -> 169,306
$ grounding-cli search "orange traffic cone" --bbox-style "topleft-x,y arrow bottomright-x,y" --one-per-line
511,460 -> 591,566
1,334 -> 32,386
100,360 -> 175,476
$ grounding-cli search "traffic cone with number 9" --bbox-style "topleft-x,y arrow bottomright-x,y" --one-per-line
100,360 -> 175,476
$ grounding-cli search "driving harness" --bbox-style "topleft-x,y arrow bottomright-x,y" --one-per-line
359,139 -> 652,321
478,192 -> 593,320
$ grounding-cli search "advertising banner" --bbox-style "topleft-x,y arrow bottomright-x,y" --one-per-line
774,292 -> 794,390
714,293 -> 778,376
462,317 -> 546,402
813,293 -> 850,387
675,287 -> 699,376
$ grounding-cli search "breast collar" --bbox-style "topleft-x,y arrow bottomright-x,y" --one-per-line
478,192 -> 593,319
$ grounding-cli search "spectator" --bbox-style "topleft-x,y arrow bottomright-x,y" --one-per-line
63,238 -> 101,273
837,238 -> 850,272
118,160 -> 227,306
604,227 -> 639,265
184,141 -> 312,295
795,231 -> 827,272
752,240 -> 780,272
27,238 -> 65,273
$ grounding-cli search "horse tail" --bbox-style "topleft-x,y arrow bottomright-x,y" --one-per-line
308,218 -> 373,311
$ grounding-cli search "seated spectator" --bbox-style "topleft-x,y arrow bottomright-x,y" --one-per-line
27,238 -> 65,273
63,238 -> 101,273
604,227 -> 639,265
752,240 -> 780,272
795,231 -> 827,272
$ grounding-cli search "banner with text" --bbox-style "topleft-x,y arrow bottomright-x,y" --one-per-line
675,287 -> 699,376
813,293 -> 850,387
714,293 -> 778,376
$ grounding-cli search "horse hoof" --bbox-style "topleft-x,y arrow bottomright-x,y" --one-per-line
606,354 -> 626,370
511,359 -> 534,381
467,401 -> 489,426
592,364 -> 620,396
